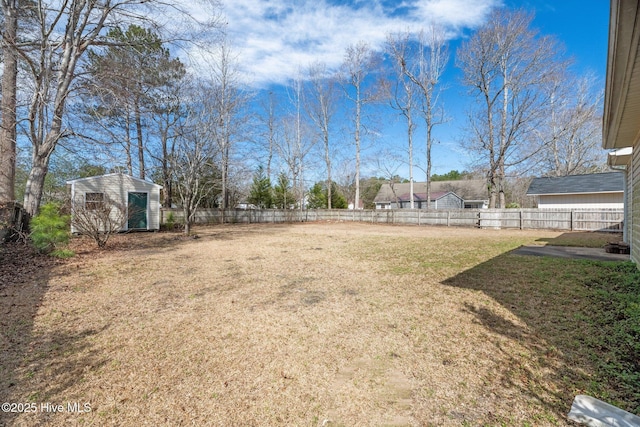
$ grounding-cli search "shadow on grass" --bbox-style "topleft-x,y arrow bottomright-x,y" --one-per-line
534,231 -> 622,248
0,242 -> 112,426
68,222 -> 295,257
442,250 -> 638,421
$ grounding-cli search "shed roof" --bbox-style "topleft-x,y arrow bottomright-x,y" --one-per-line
526,172 -> 624,196
374,180 -> 487,203
66,173 -> 163,189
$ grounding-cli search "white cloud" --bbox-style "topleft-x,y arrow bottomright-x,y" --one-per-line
189,0 -> 502,87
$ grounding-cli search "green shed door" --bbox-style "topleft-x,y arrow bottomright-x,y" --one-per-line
128,192 -> 148,230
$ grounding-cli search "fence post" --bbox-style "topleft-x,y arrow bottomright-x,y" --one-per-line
570,210 -> 574,231
447,210 -> 450,227
519,209 -> 523,230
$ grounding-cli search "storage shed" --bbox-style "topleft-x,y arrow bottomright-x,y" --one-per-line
67,173 -> 162,232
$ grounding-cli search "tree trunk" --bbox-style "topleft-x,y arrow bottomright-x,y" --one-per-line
354,86 -> 361,210
23,150 -> 52,216
125,112 -> 133,175
326,132 -> 332,210
135,98 -> 145,179
183,207 -> 191,235
408,114 -> 414,209
0,1 -> 18,203
426,127 -> 432,211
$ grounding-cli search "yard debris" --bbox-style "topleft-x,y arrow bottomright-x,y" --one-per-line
604,241 -> 630,254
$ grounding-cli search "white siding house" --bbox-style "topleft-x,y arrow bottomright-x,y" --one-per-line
67,173 -> 162,233
604,0 -> 640,265
526,173 -> 625,209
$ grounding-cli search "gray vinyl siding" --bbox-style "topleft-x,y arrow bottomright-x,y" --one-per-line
632,148 -> 640,264
433,193 -> 464,210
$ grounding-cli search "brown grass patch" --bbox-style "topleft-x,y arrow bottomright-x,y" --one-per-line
0,223 -> 625,426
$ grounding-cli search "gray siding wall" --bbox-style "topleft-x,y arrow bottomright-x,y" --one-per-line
434,193 -> 463,210
632,147 -> 640,264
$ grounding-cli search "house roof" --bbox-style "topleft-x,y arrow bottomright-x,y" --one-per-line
66,173 -> 163,188
396,191 -> 457,202
374,180 -> 488,203
526,172 -> 624,196
603,0 -> 640,149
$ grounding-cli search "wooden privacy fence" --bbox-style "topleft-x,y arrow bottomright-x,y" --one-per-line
161,208 -> 624,233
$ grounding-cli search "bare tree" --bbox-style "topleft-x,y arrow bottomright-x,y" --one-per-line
274,106 -> 316,209
395,27 -> 448,210
16,0 -> 220,216
386,32 -> 418,208
537,73 -> 605,176
306,61 -> 338,208
457,9 -> 563,208
205,33 -> 248,209
151,79 -> 189,208
171,83 -> 220,234
375,148 -> 404,207
274,74 -> 317,209
70,193 -> 128,248
260,91 -> 278,180
340,41 -> 380,209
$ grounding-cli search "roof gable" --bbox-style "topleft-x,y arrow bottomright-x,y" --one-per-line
526,172 -> 624,195
66,173 -> 163,189
396,191 -> 459,202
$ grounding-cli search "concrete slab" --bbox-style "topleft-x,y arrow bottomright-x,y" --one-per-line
513,245 -> 630,262
567,394 -> 640,426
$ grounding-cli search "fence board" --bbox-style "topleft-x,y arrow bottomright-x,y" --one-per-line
161,208 -> 624,233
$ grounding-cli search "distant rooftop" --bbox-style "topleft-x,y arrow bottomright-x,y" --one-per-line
526,172 -> 624,196
374,180 -> 488,203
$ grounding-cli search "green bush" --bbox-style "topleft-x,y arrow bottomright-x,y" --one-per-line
166,212 -> 175,228
30,202 -> 73,257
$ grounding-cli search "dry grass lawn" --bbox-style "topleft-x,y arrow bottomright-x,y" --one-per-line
0,223 -> 624,426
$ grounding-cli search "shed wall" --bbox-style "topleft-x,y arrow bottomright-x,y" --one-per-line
70,174 -> 161,232
537,193 -> 624,209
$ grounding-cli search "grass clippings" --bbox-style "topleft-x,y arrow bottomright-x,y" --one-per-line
0,223 -> 636,426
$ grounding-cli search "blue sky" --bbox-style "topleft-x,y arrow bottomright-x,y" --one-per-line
196,0 -> 611,180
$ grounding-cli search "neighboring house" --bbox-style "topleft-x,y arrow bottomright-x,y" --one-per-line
526,172 -> 625,209
374,180 -> 489,209
394,191 -> 463,209
604,0 -> 640,264
67,173 -> 162,232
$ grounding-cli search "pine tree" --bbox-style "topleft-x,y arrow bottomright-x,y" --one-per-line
248,166 -> 273,208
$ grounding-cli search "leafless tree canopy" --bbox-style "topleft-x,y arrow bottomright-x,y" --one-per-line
387,26 -> 448,210
457,9 -> 565,208
4,0 -> 220,215
0,3 -> 608,216
340,41 -> 381,209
